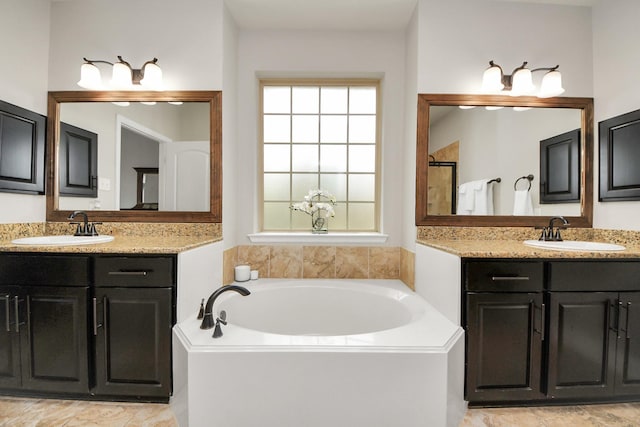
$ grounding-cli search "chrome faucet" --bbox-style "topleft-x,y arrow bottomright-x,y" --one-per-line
200,285 -> 251,337
539,216 -> 569,241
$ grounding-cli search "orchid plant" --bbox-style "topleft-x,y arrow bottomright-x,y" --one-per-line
291,189 -> 336,233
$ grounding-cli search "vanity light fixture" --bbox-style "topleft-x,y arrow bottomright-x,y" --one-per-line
77,56 -> 163,90
481,60 -> 565,98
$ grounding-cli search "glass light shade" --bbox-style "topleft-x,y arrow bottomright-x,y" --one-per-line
140,62 -> 163,90
481,65 -> 504,93
510,68 -> 535,96
538,70 -> 565,98
77,63 -> 102,89
111,62 -> 133,88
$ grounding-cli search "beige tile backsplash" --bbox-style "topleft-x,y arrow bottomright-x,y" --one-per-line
224,245 -> 415,289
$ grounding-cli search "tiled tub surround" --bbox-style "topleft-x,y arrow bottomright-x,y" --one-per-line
223,245 -> 415,289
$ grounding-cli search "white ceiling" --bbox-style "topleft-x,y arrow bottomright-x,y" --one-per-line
224,0 -> 598,31
50,0 -> 598,31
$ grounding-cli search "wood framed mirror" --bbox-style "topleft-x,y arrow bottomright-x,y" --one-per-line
416,94 -> 593,227
46,90 -> 221,223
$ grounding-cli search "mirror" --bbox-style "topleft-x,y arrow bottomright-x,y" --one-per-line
46,91 -> 221,223
416,94 -> 593,227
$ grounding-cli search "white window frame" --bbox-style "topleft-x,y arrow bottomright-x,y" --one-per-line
253,78 -> 387,243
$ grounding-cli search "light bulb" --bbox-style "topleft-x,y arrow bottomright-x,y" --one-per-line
538,70 -> 565,98
77,63 -> 102,89
510,68 -> 535,96
111,62 -> 133,88
140,62 -> 163,90
481,65 -> 504,93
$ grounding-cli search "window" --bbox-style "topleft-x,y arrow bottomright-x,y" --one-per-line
261,80 -> 380,232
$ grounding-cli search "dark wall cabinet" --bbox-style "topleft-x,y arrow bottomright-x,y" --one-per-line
464,259 -> 640,406
539,128 -> 580,203
59,122 -> 98,198
0,253 -> 175,403
0,100 -> 46,194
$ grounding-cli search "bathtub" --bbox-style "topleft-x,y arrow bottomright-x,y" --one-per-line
172,279 -> 465,427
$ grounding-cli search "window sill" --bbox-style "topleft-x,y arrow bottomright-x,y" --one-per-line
247,232 -> 389,245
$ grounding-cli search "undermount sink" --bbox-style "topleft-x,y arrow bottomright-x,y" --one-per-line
523,239 -> 625,252
11,235 -> 115,246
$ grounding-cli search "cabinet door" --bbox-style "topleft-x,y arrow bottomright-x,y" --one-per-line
615,292 -> 640,395
466,292 -> 545,402
20,286 -> 89,393
0,288 -> 21,388
59,121 -> 97,197
94,287 -> 172,399
0,100 -> 46,194
547,292 -> 617,399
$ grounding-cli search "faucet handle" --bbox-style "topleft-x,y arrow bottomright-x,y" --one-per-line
212,311 -> 227,338
70,222 -> 84,236
197,299 -> 205,319
87,222 -> 102,236
553,229 -> 564,241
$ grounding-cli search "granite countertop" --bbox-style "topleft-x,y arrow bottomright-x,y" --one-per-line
418,239 -> 640,259
0,235 -> 221,254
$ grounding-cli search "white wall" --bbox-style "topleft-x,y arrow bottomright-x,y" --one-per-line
48,0 -> 224,90
222,3 -> 239,248
417,0 -> 593,96
592,0 -> 640,231
235,29 -> 406,246
403,7 -> 419,250
0,0 -> 51,223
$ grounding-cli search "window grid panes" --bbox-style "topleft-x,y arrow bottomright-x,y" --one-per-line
262,81 -> 379,231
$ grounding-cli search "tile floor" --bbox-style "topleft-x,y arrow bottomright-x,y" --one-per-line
1,396 -> 639,426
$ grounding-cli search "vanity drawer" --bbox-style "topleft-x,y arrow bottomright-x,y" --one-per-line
464,260 -> 544,292
549,261 -> 640,291
0,254 -> 90,286
94,256 -> 175,288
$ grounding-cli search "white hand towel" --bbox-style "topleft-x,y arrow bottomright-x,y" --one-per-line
472,180 -> 494,215
457,182 -> 475,214
513,189 -> 534,215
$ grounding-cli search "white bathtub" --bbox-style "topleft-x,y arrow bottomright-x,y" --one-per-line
172,279 -> 465,427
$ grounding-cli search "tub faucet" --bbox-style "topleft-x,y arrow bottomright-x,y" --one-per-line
539,216 -> 569,241
200,285 -> 251,332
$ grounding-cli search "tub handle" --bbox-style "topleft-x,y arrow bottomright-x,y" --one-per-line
491,276 -> 530,281
213,310 -> 227,338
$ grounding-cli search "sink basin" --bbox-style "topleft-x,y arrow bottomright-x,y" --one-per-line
11,235 -> 115,246
523,240 -> 625,252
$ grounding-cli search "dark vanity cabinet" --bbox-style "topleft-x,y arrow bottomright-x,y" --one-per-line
0,253 -> 176,402
464,261 -> 545,402
0,255 -> 90,394
93,256 -> 175,400
463,259 -> 640,406
547,262 -> 640,399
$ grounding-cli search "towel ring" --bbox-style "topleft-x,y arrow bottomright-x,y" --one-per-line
514,174 -> 534,191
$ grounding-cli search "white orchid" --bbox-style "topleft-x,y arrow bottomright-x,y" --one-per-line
291,189 -> 337,218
